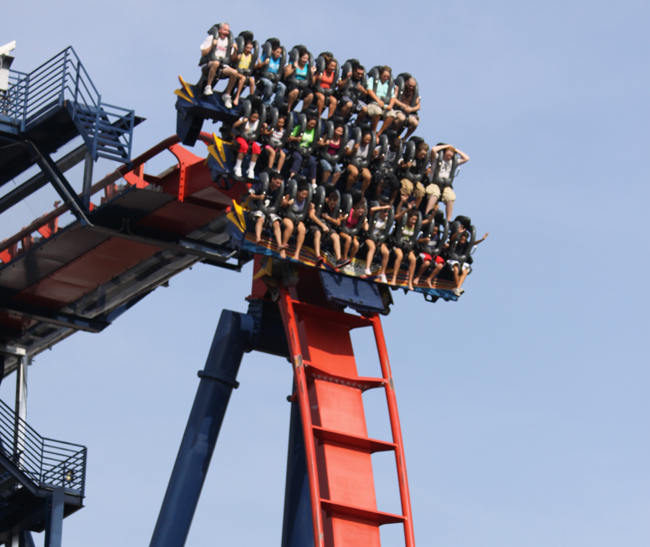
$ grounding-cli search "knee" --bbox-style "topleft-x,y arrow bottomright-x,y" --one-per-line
410,117 -> 419,128
298,224 -> 306,234
360,106 -> 368,114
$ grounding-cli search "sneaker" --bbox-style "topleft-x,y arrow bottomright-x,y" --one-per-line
364,268 -> 372,276
459,288 -> 465,294
312,182 -> 317,191
453,288 -> 461,296
233,165 -> 242,177
222,93 -> 233,109
378,273 -> 387,283
335,258 -> 350,268
203,85 -> 213,96
246,168 -> 255,179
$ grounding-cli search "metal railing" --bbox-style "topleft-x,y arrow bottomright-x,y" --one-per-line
1,47 -> 135,161
0,398 -> 86,497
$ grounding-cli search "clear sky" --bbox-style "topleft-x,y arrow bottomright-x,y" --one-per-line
2,1 -> 649,546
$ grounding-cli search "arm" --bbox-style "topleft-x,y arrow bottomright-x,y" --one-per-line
431,143 -> 453,155
200,38 -> 215,58
394,195 -> 409,220
309,205 -> 329,231
232,117 -> 247,128
368,205 -> 391,215
279,194 -> 293,208
474,232 -> 489,245
455,147 -> 470,165
337,71 -> 351,90
386,87 -> 398,109
255,56 -> 270,70
283,62 -> 295,78
410,96 -> 421,113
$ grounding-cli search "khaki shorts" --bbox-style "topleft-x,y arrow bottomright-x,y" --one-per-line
400,179 -> 425,198
367,103 -> 398,118
426,184 -> 456,202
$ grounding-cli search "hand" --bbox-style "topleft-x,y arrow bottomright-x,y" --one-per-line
400,194 -> 408,202
483,232 -> 489,240
288,199 -> 294,206
264,58 -> 270,66
323,226 -> 330,233
378,100 -> 385,108
310,65 -> 317,73
347,71 -> 352,79
422,237 -> 430,243
262,122 -> 268,128
242,117 -> 248,123
354,142 -> 359,149
405,161 -> 412,168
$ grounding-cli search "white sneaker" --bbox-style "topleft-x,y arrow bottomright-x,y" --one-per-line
453,288 -> 461,296
378,273 -> 387,283
222,93 -> 233,109
246,168 -> 255,179
203,85 -> 213,96
312,182 -> 317,191
364,268 -> 372,276
233,165 -> 242,177
459,288 -> 465,294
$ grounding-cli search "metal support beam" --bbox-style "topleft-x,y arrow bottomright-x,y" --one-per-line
13,352 -> 27,463
9,531 -> 35,547
82,151 -> 93,208
149,310 -> 257,547
0,144 -> 88,216
44,487 -> 64,547
281,394 -> 315,547
24,141 -> 91,224
0,301 -> 110,333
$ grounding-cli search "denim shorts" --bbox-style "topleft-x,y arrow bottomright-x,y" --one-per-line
319,159 -> 341,173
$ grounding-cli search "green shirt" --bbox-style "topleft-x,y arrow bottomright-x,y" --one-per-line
292,126 -> 315,148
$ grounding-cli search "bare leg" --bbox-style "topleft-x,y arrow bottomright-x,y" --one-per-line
321,169 -> 331,184
356,105 -> 367,125
206,61 -> 220,88
425,194 -> 439,215
365,240 -> 376,266
426,263 -> 444,288
341,232 -> 352,259
233,75 -> 246,105
458,267 -> 469,289
277,150 -> 286,172
377,115 -> 395,138
404,116 -> 419,139
281,218 -> 294,258
267,148 -> 276,168
370,114 -> 381,132
254,216 -> 265,244
327,96 -> 337,119
331,170 -> 341,186
452,265 -> 460,287
222,67 -> 238,95
287,89 -> 299,111
315,93 -> 325,117
301,93 -> 314,111
248,77 -> 255,96
380,244 -> 390,275
407,251 -> 417,290
414,260 -> 431,285
331,232 -> 342,261
390,248 -> 403,285
313,230 -> 322,257
272,220 -> 285,255
445,199 -> 455,221
340,101 -> 353,118
349,237 -> 360,260
346,165 -> 359,190
293,223 -> 306,259
360,169 -> 372,194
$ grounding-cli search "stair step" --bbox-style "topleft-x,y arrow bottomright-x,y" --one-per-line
304,361 -> 386,392
313,426 -> 395,453
320,499 -> 405,525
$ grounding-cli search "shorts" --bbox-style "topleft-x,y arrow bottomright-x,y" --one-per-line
447,260 -> 471,272
420,253 -> 445,264
367,103 -> 398,118
426,184 -> 456,202
236,137 -> 261,155
319,159 -> 342,173
400,178 -> 425,198
288,84 -> 313,99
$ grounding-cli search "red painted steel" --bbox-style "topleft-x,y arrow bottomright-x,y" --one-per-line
278,287 -> 416,547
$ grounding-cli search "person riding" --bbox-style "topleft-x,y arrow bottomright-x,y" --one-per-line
285,47 -> 315,112
288,113 -> 319,188
393,76 -> 421,139
198,23 -> 240,108
307,187 -> 347,267
256,39 -> 286,106
337,63 -> 368,124
313,55 -> 338,119
425,143 -> 470,218
366,66 -> 398,139
231,39 -> 256,106
232,107 -> 262,178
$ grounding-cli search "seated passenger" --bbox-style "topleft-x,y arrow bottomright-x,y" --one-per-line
370,131 -> 402,201
288,113 -> 319,187
359,199 -> 393,278
232,108 -> 262,178
198,23 -> 239,107
256,39 -> 286,106
285,47 -> 315,112
399,141 -> 431,208
313,55 -> 338,119
390,198 -> 420,289
343,129 -> 377,194
339,198 -> 368,265
260,115 -> 287,172
425,144 -> 470,219
280,178 -> 311,260
393,76 -> 420,140
230,39 -> 256,106
366,66 -> 398,139
318,122 -> 344,186
307,188 -> 347,267
446,230 -> 488,296
247,169 -> 288,249
337,63 -> 368,124
414,222 -> 445,288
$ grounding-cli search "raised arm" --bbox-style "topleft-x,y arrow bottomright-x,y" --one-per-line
455,147 -> 470,165
474,232 -> 489,245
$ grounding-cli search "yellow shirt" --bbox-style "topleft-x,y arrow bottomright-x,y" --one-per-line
238,53 -> 252,71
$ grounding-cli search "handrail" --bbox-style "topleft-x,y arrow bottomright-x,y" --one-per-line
0,398 -> 86,496
2,46 -> 135,161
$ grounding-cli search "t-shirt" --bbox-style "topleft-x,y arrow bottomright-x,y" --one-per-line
238,53 -> 252,71
249,182 -> 281,210
294,63 -> 308,81
372,216 -> 388,238
402,225 -> 416,242
346,139 -> 370,161
261,53 -> 281,75
293,126 -> 315,148
408,156 -> 427,176
422,232 -> 440,253
292,198 -> 307,214
201,36 -> 230,60
367,76 -> 389,101
269,129 -> 284,148
437,157 -> 454,180
241,119 -> 259,139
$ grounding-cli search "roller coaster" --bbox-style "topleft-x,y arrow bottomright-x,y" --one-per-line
0,33 -> 484,547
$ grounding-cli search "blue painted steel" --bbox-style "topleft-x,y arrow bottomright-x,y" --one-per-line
319,270 -> 387,313
44,487 -> 64,547
149,310 -> 256,547
281,395 -> 314,547
1,47 -> 135,163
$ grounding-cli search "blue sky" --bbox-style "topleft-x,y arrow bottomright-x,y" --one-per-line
2,1 -> 650,546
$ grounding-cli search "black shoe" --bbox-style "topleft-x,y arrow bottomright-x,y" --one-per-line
335,258 -> 350,268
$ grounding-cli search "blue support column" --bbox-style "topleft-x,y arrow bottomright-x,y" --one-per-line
44,487 -> 64,547
149,310 -> 256,547
280,392 -> 314,547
